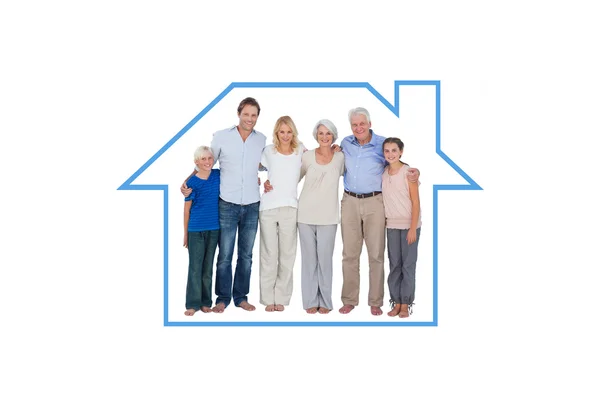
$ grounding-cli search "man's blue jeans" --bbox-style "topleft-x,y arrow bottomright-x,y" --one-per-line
215,199 -> 260,307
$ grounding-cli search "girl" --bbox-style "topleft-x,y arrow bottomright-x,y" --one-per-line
382,137 -> 422,318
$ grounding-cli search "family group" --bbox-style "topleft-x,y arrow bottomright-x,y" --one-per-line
181,97 -> 422,318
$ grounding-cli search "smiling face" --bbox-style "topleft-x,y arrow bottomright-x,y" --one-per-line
383,142 -> 403,164
350,113 -> 372,144
316,125 -> 334,147
277,123 -> 293,146
237,104 -> 259,134
194,152 -> 214,172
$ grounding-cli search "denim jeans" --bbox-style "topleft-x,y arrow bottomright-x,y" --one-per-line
215,199 -> 260,307
186,229 -> 219,310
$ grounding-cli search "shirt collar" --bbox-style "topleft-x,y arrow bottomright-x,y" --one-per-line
350,129 -> 376,146
231,125 -> 257,136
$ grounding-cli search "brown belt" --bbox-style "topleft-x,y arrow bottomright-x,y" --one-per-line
344,190 -> 382,199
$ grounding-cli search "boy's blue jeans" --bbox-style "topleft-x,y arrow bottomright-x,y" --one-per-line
215,199 -> 259,307
186,229 -> 219,310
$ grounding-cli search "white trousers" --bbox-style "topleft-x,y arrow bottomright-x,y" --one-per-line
259,206 -> 298,305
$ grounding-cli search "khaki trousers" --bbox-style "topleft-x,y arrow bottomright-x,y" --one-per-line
340,193 -> 386,307
259,206 -> 298,306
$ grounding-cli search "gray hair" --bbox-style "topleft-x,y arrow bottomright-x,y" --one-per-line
348,107 -> 371,124
312,119 -> 338,142
193,145 -> 214,161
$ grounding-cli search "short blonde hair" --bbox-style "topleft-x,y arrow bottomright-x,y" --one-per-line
194,145 -> 214,161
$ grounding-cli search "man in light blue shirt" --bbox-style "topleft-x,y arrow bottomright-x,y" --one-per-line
182,97 -> 266,313
339,107 -> 419,316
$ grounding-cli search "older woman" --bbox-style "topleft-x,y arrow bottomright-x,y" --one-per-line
297,119 -> 345,314
258,116 -> 305,312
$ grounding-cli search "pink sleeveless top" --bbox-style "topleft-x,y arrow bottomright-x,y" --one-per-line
382,164 -> 422,229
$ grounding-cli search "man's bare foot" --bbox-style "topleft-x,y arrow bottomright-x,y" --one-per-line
212,303 -> 226,313
275,304 -> 284,312
388,304 -> 401,317
306,307 -> 318,314
318,307 -> 330,314
338,304 -> 355,314
238,301 -> 256,311
184,308 -> 196,316
200,306 -> 212,313
399,304 -> 409,318
265,304 -> 276,312
370,306 -> 383,316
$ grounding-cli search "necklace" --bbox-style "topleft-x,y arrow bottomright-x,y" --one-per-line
387,164 -> 402,183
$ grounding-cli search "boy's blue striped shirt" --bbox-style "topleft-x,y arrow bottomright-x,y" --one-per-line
185,169 -> 220,231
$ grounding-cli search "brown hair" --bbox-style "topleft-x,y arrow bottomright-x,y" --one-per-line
237,97 -> 261,116
382,137 -> 409,165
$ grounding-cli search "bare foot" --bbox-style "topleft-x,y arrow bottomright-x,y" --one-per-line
370,306 -> 383,316
212,303 -> 226,313
238,301 -> 256,311
184,308 -> 196,316
265,304 -> 276,312
399,304 -> 409,318
318,307 -> 330,314
275,304 -> 285,312
306,307 -> 318,314
388,304 -> 401,317
338,304 -> 355,314
200,306 -> 212,313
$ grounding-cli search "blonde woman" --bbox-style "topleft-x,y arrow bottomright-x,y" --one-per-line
258,116 -> 305,312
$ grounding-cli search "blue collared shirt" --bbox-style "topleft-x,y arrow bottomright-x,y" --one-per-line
211,125 -> 266,205
341,130 -> 386,193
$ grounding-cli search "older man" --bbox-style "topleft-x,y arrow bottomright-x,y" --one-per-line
339,107 -> 419,316
181,97 -> 266,313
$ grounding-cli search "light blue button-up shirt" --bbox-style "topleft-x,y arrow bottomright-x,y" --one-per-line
211,125 -> 266,205
341,130 -> 386,193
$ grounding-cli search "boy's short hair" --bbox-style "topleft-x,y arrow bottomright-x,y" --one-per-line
194,145 -> 214,161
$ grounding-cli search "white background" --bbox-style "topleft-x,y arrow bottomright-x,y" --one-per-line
1,1 -> 599,399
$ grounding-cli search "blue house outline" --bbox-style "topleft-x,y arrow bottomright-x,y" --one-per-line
118,81 -> 482,327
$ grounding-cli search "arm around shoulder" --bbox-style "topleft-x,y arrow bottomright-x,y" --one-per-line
406,167 -> 420,183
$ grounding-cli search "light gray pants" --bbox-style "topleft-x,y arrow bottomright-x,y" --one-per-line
259,207 -> 298,306
298,223 -> 337,310
386,227 -> 421,304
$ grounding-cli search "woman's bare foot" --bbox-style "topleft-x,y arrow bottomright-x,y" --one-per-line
399,304 -> 409,318
212,303 -> 226,313
318,307 -> 330,314
265,304 -> 276,312
306,307 -> 318,314
184,308 -> 196,316
200,306 -> 212,313
388,304 -> 401,317
275,304 -> 284,312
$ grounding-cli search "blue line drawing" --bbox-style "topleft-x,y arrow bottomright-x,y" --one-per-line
117,81 -> 482,327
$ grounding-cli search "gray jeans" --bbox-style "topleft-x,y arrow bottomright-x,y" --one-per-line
386,227 -> 421,304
